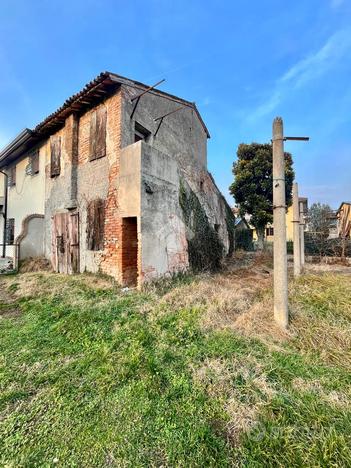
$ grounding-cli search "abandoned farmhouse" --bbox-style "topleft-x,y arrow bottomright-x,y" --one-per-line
0,72 -> 235,286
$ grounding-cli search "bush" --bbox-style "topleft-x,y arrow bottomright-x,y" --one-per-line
234,229 -> 254,251
305,233 -> 351,257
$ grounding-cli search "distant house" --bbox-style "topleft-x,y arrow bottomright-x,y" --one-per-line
234,216 -> 251,231
252,197 -> 308,242
337,202 -> 351,239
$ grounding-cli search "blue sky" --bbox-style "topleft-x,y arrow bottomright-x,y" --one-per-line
1,0 -> 351,208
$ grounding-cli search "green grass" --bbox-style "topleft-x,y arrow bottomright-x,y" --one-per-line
0,271 -> 350,467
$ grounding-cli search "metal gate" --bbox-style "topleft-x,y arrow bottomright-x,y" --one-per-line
52,212 -> 79,274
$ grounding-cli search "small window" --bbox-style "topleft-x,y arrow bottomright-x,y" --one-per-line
266,227 -> 274,237
87,199 -> 105,251
5,218 -> 15,245
50,136 -> 61,177
7,166 -> 16,187
26,150 -> 40,176
90,107 -> 107,161
200,180 -> 204,191
32,150 -> 40,174
134,122 -> 150,143
214,224 -> 220,233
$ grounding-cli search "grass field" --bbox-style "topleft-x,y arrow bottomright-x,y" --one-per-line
0,259 -> 350,467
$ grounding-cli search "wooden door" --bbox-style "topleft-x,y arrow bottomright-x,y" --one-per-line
52,212 -> 80,274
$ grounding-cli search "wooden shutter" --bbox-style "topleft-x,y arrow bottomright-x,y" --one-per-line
89,107 -> 107,161
51,137 -> 61,177
8,166 -> 16,186
32,150 -> 39,174
5,218 -> 15,244
87,199 -> 105,250
26,150 -> 39,176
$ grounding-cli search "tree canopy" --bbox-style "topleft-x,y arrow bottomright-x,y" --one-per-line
229,143 -> 294,243
308,203 -> 334,237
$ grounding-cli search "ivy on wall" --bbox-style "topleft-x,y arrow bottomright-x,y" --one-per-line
179,180 -> 224,272
224,202 -> 236,256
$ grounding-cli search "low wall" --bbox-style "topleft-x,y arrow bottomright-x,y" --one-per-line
15,214 -> 45,261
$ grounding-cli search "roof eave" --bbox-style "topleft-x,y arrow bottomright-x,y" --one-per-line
0,70 -> 211,166
0,129 -> 38,168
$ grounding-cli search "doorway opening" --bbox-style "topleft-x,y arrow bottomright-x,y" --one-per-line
121,217 -> 138,286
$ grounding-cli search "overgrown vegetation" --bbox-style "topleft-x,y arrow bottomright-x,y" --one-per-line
305,233 -> 351,258
224,201 -> 236,256
234,229 -> 254,251
179,181 -> 224,271
0,263 -> 350,466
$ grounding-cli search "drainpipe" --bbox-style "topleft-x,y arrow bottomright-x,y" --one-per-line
0,170 -> 8,258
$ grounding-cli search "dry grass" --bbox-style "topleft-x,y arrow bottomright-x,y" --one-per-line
290,273 -> 351,368
292,377 -> 351,408
160,251 -> 290,344
4,271 -> 117,301
192,355 -> 277,445
304,262 -> 351,274
0,278 -> 21,318
1,254 -> 351,466
19,257 -> 53,273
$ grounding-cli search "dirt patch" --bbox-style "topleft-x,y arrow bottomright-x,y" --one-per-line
0,279 -> 21,318
304,263 -> 351,275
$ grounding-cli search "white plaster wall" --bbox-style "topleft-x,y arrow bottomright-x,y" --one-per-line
7,147 -> 46,240
0,172 -> 4,244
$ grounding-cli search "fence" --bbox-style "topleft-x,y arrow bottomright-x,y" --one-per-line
304,233 -> 351,258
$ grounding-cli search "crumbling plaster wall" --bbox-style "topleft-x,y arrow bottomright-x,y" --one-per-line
76,91 -> 121,278
44,122 -> 73,263
140,143 -> 188,282
18,216 -> 45,259
120,84 -> 207,169
120,141 -> 232,284
44,91 -> 122,278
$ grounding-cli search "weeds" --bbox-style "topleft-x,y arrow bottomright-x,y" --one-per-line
0,263 -> 350,466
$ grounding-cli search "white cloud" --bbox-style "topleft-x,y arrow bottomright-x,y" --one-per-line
248,29 -> 351,122
331,0 -> 344,8
280,29 -> 351,88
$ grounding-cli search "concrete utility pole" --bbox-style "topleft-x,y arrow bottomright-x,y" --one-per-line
299,201 -> 305,268
272,117 -> 288,329
292,182 -> 301,277
272,118 -> 309,329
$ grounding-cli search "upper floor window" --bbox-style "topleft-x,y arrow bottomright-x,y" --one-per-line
266,227 -> 274,237
7,166 -> 16,187
5,218 -> 15,245
134,122 -> 150,143
31,150 -> 40,175
89,107 -> 107,161
50,136 -> 61,177
26,150 -> 40,176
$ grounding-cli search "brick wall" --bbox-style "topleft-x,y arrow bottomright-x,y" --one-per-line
121,217 -> 138,286
77,90 -> 123,280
